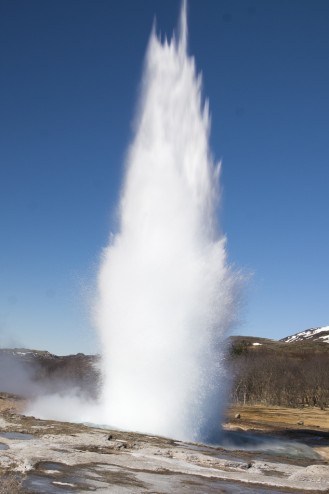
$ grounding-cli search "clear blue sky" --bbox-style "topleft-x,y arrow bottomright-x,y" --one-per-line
1,0 -> 328,355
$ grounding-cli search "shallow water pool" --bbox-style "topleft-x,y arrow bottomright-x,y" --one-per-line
0,431 -> 34,440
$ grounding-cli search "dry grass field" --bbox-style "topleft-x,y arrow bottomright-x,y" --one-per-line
227,404 -> 329,431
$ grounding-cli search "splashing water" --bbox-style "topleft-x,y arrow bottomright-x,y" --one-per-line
95,3 -> 237,442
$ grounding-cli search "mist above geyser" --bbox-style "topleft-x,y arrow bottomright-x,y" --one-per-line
94,3 -> 238,442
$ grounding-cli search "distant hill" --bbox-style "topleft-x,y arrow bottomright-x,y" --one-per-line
1,325 -> 329,409
280,325 -> 329,344
229,333 -> 329,357
228,331 -> 329,408
0,348 -> 99,398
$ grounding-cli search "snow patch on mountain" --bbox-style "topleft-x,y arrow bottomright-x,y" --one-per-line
281,326 -> 329,343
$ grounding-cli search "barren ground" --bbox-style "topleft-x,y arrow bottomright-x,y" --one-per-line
1,394 -> 329,493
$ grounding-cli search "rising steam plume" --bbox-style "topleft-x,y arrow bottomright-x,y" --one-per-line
94,1 -> 238,442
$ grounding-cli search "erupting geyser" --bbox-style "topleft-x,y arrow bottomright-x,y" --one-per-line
95,2 -> 238,442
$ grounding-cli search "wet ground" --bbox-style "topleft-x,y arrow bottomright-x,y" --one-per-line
0,396 -> 329,493
24,464 -> 295,494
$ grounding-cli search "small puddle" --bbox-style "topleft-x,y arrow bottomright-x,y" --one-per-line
38,462 -> 67,472
0,442 -> 9,450
25,464 -> 94,493
23,474 -> 81,494
0,432 -> 34,440
24,475 -> 77,493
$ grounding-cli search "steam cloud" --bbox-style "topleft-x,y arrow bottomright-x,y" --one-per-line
94,2 -> 238,442
25,2 -> 240,443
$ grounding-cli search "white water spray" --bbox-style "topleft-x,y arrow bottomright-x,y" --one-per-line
95,2 -> 237,442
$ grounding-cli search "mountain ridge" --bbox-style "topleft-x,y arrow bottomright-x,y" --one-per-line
280,325 -> 329,344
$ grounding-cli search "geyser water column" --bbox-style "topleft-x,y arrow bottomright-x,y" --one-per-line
95,2 -> 237,442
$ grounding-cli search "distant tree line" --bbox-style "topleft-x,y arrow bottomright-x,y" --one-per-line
2,340 -> 329,410
34,353 -> 100,398
228,340 -> 329,409
0,350 -> 100,399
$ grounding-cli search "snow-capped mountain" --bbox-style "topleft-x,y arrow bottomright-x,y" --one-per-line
280,326 -> 329,343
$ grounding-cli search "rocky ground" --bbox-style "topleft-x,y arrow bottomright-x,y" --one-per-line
0,394 -> 329,493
